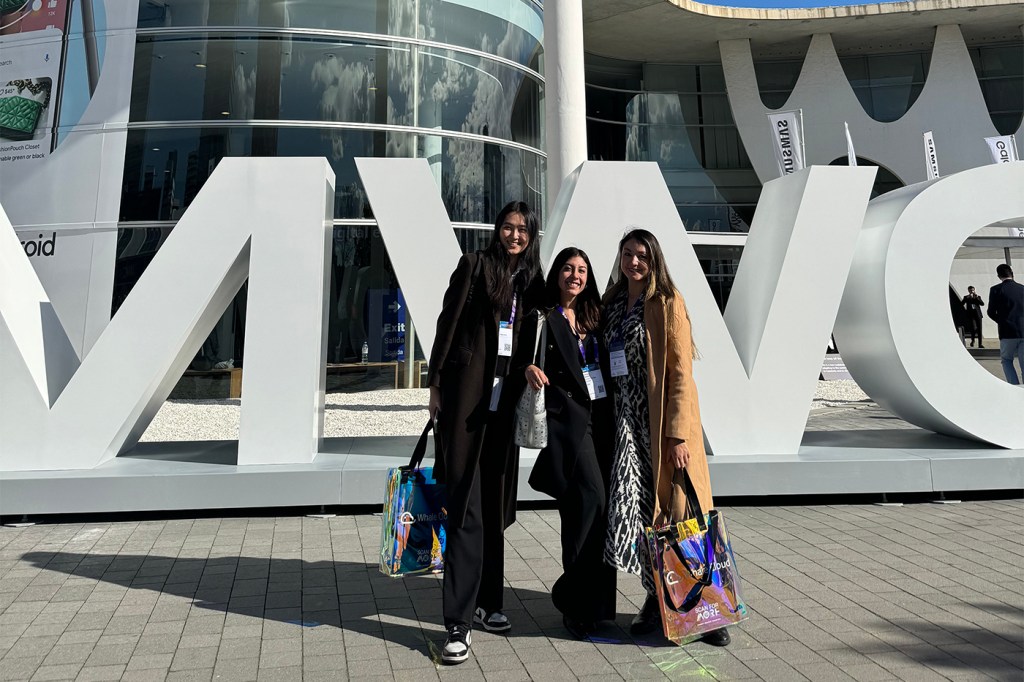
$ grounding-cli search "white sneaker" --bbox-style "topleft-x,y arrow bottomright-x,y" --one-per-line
442,624 -> 472,664
473,607 -> 511,633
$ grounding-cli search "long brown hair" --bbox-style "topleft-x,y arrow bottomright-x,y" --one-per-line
602,228 -> 677,305
602,228 -> 698,359
544,247 -> 601,333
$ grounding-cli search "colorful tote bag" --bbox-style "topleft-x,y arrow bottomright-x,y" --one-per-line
379,420 -> 447,577
645,471 -> 748,643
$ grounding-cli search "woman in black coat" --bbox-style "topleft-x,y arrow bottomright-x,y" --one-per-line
426,201 -> 544,665
523,247 -> 617,638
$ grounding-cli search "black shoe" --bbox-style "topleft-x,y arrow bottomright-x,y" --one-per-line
701,627 -> 731,647
441,624 -> 472,664
562,615 -> 593,640
979,345 -> 986,349
629,594 -> 661,636
473,607 -> 511,634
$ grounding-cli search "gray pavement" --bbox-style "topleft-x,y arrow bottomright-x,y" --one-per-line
1,498 -> 1021,682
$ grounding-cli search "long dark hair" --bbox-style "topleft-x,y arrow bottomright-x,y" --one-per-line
602,228 -> 678,305
603,228 -> 698,358
483,200 -> 542,312
545,247 -> 601,333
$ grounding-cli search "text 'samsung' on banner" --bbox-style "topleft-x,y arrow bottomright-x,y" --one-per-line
767,110 -> 805,176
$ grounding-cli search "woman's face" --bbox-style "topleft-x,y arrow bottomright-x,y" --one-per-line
558,255 -> 588,300
619,239 -> 651,284
499,212 -> 530,257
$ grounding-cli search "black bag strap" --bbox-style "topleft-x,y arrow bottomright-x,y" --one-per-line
406,419 -> 434,470
666,468 -> 707,532
660,525 -> 716,613
655,468 -> 715,614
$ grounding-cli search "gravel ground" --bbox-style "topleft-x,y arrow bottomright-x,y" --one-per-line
141,381 -> 869,441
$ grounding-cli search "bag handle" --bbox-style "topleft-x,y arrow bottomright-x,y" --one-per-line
534,312 -> 548,371
673,468 -> 707,533
659,522 -> 717,614
406,419 -> 434,470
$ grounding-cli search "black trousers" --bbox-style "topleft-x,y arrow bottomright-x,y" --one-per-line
551,424 -> 618,623
442,425 -> 507,627
965,316 -> 983,345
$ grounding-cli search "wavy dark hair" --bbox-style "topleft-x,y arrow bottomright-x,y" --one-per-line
483,200 -> 542,312
545,247 -> 602,333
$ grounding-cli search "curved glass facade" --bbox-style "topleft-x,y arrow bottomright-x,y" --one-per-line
117,0 -> 545,394
586,57 -> 761,235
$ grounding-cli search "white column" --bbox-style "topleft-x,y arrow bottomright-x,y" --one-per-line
543,0 -> 588,215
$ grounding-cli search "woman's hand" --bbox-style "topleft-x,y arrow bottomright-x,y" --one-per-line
667,438 -> 690,470
428,386 -> 442,420
525,364 -> 549,390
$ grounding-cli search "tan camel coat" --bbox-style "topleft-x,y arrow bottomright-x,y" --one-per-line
643,290 -> 714,527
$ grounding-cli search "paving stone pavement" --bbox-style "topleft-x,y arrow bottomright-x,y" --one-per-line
0,497 -> 1021,682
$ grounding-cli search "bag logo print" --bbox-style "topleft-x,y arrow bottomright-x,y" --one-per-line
695,603 -> 721,622
665,570 -> 681,586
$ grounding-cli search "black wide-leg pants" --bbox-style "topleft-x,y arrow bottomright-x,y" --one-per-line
551,424 -> 617,623
442,427 -> 507,627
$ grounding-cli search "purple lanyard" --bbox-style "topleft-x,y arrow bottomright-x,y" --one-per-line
507,293 -> 518,325
558,306 -> 590,364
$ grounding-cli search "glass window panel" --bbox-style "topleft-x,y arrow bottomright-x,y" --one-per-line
869,83 -> 923,122
698,65 -> 727,92
698,94 -> 734,126
977,45 -> 1024,78
645,125 -> 702,170
130,36 -> 543,149
438,136 -> 544,225
839,56 -> 869,89
866,53 -> 926,86
980,80 -> 1024,134
643,64 -> 698,93
585,86 -> 637,122
121,126 -> 543,222
754,59 -> 803,92
694,244 -> 743,311
137,0 -> 543,70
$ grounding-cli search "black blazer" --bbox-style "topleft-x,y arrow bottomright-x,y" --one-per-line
987,279 -> 1024,340
427,251 -> 544,528
522,311 -> 614,500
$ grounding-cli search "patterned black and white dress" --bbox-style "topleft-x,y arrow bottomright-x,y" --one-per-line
603,292 -> 657,596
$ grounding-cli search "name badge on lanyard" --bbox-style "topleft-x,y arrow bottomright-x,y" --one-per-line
609,345 -> 628,378
498,321 -> 513,357
582,364 -> 608,399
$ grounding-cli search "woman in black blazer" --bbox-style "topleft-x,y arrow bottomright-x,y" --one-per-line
427,201 -> 544,664
524,246 -> 617,638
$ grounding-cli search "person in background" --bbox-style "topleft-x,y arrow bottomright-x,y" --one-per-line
523,247 -> 617,639
961,286 -> 986,348
987,264 -> 1024,385
601,228 -> 730,647
426,201 -> 545,664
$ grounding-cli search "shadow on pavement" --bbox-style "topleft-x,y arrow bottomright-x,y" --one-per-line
17,551 -> 683,666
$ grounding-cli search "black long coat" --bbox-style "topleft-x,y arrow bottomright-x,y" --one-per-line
524,312 -> 615,500
427,251 -> 543,529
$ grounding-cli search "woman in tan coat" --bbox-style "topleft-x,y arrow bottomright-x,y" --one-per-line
601,228 -> 728,647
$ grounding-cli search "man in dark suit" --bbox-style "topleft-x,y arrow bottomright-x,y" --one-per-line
961,286 -> 986,347
987,264 -> 1024,385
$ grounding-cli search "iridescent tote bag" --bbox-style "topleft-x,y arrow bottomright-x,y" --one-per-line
379,420 -> 447,577
645,471 -> 749,643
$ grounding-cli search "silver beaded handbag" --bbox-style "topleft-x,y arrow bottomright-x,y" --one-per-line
514,314 -> 548,449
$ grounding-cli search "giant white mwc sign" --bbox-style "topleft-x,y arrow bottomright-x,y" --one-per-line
1,158 -> 1022,477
